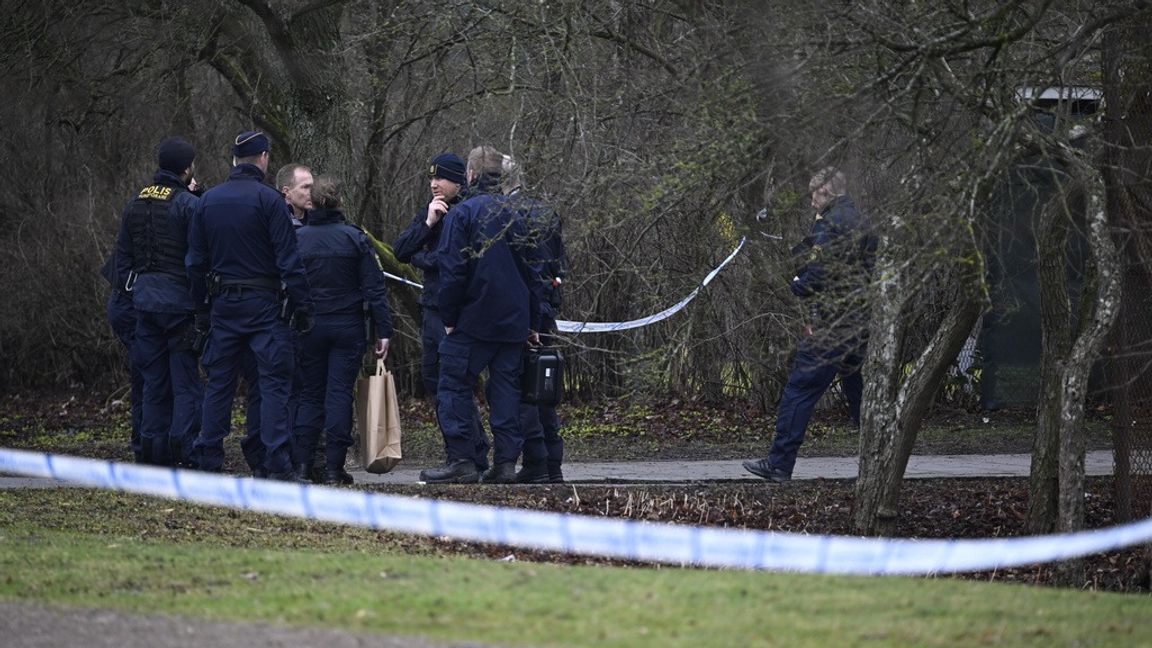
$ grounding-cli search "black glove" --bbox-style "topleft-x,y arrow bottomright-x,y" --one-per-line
291,308 -> 314,335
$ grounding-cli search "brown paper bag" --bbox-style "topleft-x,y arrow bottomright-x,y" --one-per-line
356,359 -> 402,473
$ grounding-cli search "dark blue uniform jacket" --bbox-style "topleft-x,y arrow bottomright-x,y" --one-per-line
437,178 -> 543,342
114,170 -> 198,313
296,208 -> 394,338
186,163 -> 312,312
392,192 -> 465,309
507,189 -> 567,320
790,194 -> 875,334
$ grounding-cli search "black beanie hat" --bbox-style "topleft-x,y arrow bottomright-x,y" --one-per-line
233,130 -> 270,158
157,137 -> 195,174
428,153 -> 466,186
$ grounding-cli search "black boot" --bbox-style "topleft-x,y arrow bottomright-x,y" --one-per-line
419,459 -> 480,484
292,463 -> 312,483
515,461 -> 550,484
321,449 -> 352,485
548,461 -> 565,484
268,469 -> 309,483
321,467 -> 355,485
482,462 -> 518,484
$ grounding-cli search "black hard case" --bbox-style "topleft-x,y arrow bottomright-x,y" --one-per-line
521,347 -> 564,406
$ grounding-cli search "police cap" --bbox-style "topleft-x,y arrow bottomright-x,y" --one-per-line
157,137 -> 195,174
428,153 -> 465,186
233,131 -> 270,158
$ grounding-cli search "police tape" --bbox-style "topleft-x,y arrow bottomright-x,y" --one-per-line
381,271 -> 424,289
556,238 -> 746,334
381,238 -> 747,334
4,448 -> 1151,576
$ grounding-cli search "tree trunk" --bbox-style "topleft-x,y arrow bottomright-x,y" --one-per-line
1027,169 -> 1073,535
201,0 -> 350,166
1058,179 -> 1120,585
854,227 -> 985,536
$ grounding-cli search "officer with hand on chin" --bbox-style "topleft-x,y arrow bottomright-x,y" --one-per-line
419,146 -> 543,484
394,153 -> 490,473
187,131 -> 314,481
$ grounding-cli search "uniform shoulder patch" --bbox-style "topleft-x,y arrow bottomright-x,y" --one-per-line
137,185 -> 174,201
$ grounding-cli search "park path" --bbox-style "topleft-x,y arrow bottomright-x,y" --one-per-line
0,450 -> 1115,489
0,601 -> 502,648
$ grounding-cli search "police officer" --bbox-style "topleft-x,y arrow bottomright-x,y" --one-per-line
743,167 -> 875,483
279,162 -> 322,476
394,153 -> 490,473
500,155 -> 569,484
187,131 -> 314,480
419,146 -> 543,484
113,137 -> 203,466
293,176 -> 393,484
240,162 -> 317,478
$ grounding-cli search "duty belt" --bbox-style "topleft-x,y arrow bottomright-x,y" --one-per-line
218,276 -> 282,292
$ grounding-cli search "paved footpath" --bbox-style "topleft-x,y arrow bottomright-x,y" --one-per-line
362,449 -> 1116,484
0,601 -> 499,648
0,450 -> 1114,489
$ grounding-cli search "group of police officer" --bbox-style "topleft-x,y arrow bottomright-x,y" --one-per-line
108,132 -> 568,485
395,147 -> 568,484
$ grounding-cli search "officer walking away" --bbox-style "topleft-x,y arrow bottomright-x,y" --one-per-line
101,253 -> 144,462
419,146 -> 543,484
113,137 -> 203,466
393,153 -> 490,473
292,177 -> 393,485
187,131 -> 314,480
743,167 -> 875,483
500,154 -> 569,484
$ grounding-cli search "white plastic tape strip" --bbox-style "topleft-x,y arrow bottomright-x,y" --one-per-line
557,237 -> 745,333
382,271 -> 424,289
3,448 -> 1149,575
381,238 -> 747,334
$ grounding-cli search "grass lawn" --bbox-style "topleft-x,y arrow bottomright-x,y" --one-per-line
1,490 -> 1148,647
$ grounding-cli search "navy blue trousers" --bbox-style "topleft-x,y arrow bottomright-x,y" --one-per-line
423,309 -> 489,470
519,403 -> 562,465
293,313 -> 365,471
437,333 -> 521,467
107,292 -> 143,462
193,290 -> 294,475
133,310 -> 202,466
767,338 -> 864,476
238,351 -> 264,473
239,334 -> 303,473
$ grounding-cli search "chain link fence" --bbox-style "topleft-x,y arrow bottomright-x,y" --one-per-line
1110,269 -> 1152,523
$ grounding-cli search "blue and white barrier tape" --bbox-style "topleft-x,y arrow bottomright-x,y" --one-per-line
381,271 -> 424,289
4,448 -> 1148,575
557,237 -> 745,334
382,238 -> 746,334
